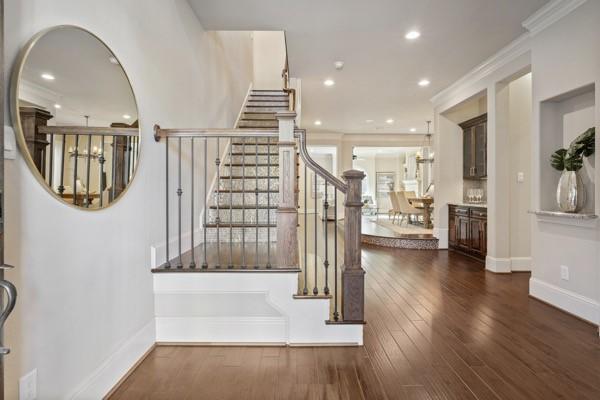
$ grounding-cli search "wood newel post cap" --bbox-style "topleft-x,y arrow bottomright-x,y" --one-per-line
342,169 -> 366,181
275,111 -> 297,120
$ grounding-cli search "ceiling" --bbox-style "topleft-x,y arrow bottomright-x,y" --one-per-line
20,27 -> 137,126
354,147 -> 417,157
188,0 -> 548,134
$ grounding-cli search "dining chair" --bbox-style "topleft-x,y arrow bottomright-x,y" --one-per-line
388,192 -> 401,223
397,191 -> 424,226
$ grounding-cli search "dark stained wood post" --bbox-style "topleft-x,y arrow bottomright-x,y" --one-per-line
19,106 -> 52,174
342,169 -> 365,322
276,111 -> 299,269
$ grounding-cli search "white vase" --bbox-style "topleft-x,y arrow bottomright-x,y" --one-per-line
556,170 -> 586,212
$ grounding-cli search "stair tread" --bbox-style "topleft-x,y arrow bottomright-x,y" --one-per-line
219,176 -> 279,179
230,152 -> 278,156
209,205 -> 277,209
204,223 -> 276,228
214,189 -> 277,193
224,163 -> 279,167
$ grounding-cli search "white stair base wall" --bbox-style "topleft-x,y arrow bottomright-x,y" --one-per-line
154,273 -> 363,345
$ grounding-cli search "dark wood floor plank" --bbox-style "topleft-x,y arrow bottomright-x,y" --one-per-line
110,247 -> 600,400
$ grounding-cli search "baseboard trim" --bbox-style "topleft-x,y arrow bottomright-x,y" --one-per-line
485,256 -> 512,273
510,257 -> 532,271
102,344 -> 156,399
433,227 -> 448,249
69,320 -> 156,400
529,278 -> 600,325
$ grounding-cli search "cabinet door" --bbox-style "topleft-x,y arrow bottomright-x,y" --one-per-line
469,218 -> 487,258
448,214 -> 457,246
474,123 -> 487,178
463,128 -> 474,178
457,216 -> 470,250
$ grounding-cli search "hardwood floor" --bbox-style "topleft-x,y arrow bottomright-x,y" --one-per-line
110,247 -> 600,400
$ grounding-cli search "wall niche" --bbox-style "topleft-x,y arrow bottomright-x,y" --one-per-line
539,83 -> 595,214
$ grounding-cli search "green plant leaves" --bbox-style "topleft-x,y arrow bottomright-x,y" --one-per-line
550,127 -> 595,172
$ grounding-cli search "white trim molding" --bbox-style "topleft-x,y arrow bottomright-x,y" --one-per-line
522,0 -> 588,36
510,257 -> 532,272
433,227 -> 448,249
485,256 -> 512,273
69,320 -> 156,399
430,34 -> 531,108
530,278 -> 600,325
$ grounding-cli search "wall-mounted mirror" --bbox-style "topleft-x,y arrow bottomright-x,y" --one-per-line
10,26 -> 140,210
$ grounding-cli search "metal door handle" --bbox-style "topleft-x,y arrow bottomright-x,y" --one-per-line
0,265 -> 17,355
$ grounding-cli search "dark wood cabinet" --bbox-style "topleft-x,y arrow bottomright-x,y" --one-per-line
460,114 -> 487,180
448,204 -> 487,261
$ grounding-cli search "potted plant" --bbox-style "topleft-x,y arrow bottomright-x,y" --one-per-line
550,127 -> 595,212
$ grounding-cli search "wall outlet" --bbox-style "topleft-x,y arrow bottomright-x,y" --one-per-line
517,172 -> 525,183
560,265 -> 570,281
19,369 -> 37,400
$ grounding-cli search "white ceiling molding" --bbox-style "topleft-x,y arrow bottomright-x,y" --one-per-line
522,0 -> 588,36
430,34 -> 531,108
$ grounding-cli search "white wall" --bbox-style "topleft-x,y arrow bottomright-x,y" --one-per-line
3,0 -> 253,398
529,0 -> 600,325
252,31 -> 285,90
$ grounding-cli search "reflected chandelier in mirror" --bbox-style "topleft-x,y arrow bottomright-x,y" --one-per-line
10,25 -> 140,210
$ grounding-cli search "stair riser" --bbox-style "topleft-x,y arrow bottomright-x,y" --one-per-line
232,137 -> 274,144
219,179 -> 279,191
225,166 -> 279,177
246,101 -> 289,107
239,121 -> 279,128
245,106 -> 288,112
251,90 -> 286,96
204,227 -> 277,243
231,144 -> 278,153
241,113 -> 277,121
208,209 -> 277,224
228,154 -> 278,165
214,192 -> 278,205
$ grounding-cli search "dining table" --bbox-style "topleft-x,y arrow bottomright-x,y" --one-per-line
408,197 -> 434,229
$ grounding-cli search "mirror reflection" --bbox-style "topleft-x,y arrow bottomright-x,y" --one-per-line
13,26 -> 140,209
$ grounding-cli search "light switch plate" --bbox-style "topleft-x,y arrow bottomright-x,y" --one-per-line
517,172 -> 525,183
560,265 -> 570,281
19,369 -> 37,400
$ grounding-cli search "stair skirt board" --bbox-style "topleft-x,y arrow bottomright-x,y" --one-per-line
154,273 -> 363,345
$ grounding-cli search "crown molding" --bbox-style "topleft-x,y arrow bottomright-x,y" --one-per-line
430,33 -> 531,108
522,0 -> 588,36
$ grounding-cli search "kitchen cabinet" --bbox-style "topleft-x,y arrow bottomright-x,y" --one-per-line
460,114 -> 487,180
448,204 -> 487,261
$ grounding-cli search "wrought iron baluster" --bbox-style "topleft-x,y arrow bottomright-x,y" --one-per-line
48,134 -> 54,188
254,137 -> 259,268
323,181 -> 329,295
228,137 -> 233,269
164,137 -> 171,268
177,138 -> 183,268
99,138 -> 105,208
266,137 -> 271,268
85,135 -> 92,208
333,189 -> 339,321
241,138 -> 246,268
303,163 -> 308,295
73,135 -> 79,205
313,173 -> 318,295
111,135 -> 117,202
189,137 -> 196,268
202,137 -> 208,269
215,137 -> 221,268
58,135 -> 66,196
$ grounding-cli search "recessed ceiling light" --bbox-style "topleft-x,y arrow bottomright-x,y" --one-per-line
386,119 -> 394,124
41,73 -> 55,81
334,61 -> 344,70
123,114 -> 131,120
54,104 -> 62,109
314,120 -> 322,126
418,79 -> 431,87
365,119 -> 374,123
323,79 -> 335,87
410,128 -> 417,132
405,30 -> 421,40
109,56 -> 120,65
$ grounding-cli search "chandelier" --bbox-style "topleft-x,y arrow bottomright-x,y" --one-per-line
416,121 -> 434,164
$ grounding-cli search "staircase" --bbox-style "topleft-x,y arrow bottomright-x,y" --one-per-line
151,88 -> 365,345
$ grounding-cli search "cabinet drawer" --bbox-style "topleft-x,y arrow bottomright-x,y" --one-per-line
449,206 -> 469,217
470,208 -> 487,219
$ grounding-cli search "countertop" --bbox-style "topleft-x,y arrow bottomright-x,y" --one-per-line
449,203 -> 487,208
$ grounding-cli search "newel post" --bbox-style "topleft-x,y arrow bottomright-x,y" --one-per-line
342,169 -> 366,322
276,112 -> 299,268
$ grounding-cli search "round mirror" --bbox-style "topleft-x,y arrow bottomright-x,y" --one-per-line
10,26 -> 140,210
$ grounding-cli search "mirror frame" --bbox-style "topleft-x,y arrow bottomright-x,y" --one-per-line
9,25 -> 141,211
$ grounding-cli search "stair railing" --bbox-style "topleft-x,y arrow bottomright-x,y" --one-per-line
282,32 -> 296,112
284,117 -> 366,323
154,126 -> 280,269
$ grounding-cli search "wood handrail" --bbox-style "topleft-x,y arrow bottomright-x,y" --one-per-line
295,129 -> 347,193
154,125 -> 279,141
39,126 -> 138,137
